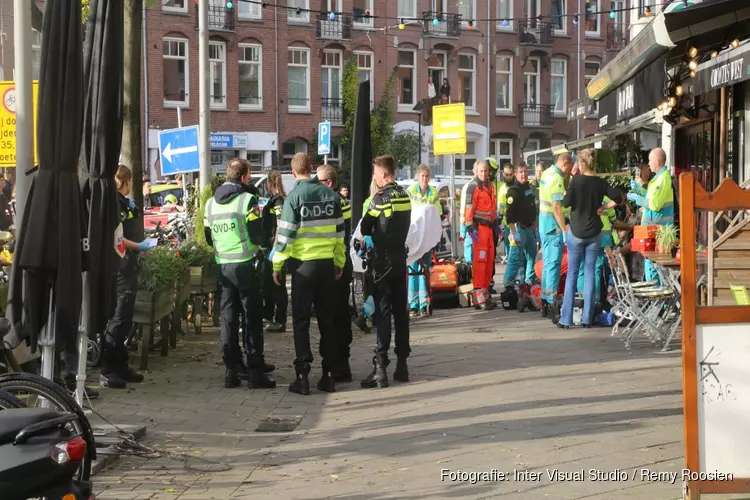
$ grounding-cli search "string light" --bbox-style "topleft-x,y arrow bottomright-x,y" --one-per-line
668,96 -> 677,108
502,19 -> 509,26
399,18 -> 404,30
675,84 -> 684,96
328,11 -> 335,21
711,50 -> 719,58
688,46 -> 698,58
226,1 -> 233,8
645,7 -> 652,16
731,39 -> 740,49
572,15 -> 579,25
468,20 -> 474,28
609,11 -> 616,19
433,17 -> 439,26
690,70 -> 696,78
688,60 -> 698,71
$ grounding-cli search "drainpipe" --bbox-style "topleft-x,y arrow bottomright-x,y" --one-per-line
142,4 -> 150,178
274,4 -> 280,165
486,0 -> 491,157
576,0 -> 582,140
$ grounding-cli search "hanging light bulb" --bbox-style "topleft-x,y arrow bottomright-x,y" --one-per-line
675,84 -> 684,96
688,46 -> 698,58
399,18 -> 405,30
296,7 -> 302,15
225,1 -> 233,8
503,18 -> 509,27
688,60 -> 698,71
609,10 -> 616,19
433,17 -> 439,26
690,69 -> 696,78
468,20 -> 474,28
329,11 -> 336,21
645,7 -> 652,16
572,15 -> 579,25
668,96 -> 677,108
711,50 -> 719,58
732,39 -> 740,49
364,9 -> 370,16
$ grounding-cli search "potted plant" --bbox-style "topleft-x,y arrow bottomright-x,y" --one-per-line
655,224 -> 679,255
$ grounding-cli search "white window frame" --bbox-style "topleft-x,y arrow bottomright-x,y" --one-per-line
287,0 -> 310,24
238,0 -> 262,20
635,0 -> 660,19
459,0 -> 477,25
209,41 -> 227,109
490,139 -> 514,166
525,139 -> 541,153
238,44 -> 263,110
428,50 -> 447,97
397,48 -> 417,112
496,0 -> 513,30
495,54 -> 513,113
353,0 -> 373,27
282,138 -> 309,164
397,0 -> 417,19
455,141 -> 477,172
321,49 -> 343,103
162,0 -> 187,14
432,0 -> 447,12
526,0 -> 541,20
611,0 -> 626,29
524,57 -> 540,105
551,0 -> 567,34
584,59 -> 601,116
585,0 -> 600,37
162,37 -> 189,108
288,47 -> 311,112
354,50 -> 375,109
458,53 -> 476,110
550,58 -> 567,116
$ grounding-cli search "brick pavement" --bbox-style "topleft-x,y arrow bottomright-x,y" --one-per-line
87,273 -> 738,500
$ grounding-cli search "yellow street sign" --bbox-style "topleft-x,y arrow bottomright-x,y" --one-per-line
0,81 -> 39,167
432,102 -> 467,155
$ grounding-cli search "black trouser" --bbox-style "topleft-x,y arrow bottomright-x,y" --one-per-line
102,259 -> 138,374
262,259 -> 288,324
290,258 -> 338,373
373,260 -> 410,362
334,257 -> 353,366
218,260 -> 264,371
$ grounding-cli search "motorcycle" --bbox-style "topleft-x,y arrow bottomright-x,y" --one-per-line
0,407 -> 94,500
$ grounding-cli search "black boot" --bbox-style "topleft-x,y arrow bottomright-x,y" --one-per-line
333,361 -> 352,383
393,358 -> 409,382
541,302 -> 548,318
289,364 -> 311,395
549,300 -> 561,325
118,365 -> 144,383
225,368 -> 241,388
248,369 -> 276,389
261,359 -> 276,373
316,372 -> 335,393
361,356 -> 389,388
100,346 -> 127,389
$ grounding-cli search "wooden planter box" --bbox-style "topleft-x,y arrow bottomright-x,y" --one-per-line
189,265 -> 217,335
171,268 -> 191,346
134,284 -> 176,371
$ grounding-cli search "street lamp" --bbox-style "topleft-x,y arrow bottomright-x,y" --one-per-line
413,100 -> 425,168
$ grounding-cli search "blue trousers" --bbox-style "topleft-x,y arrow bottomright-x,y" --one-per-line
502,226 -> 510,259
561,232 -> 602,327
408,251 -> 432,311
577,250 -> 604,302
540,230 -> 564,304
503,227 -> 536,287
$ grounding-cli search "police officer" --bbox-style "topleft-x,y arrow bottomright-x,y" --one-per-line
204,159 -> 276,390
502,165 -> 538,289
360,155 -> 412,389
273,154 -> 346,395
100,165 -> 157,389
316,164 -> 354,383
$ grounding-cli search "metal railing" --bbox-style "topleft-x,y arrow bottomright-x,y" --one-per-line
518,103 -> 554,127
321,97 -> 344,124
421,11 -> 462,38
607,23 -> 628,50
195,4 -> 236,31
518,20 -> 553,45
316,12 -> 353,40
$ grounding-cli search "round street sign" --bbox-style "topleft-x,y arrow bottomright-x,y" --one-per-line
2,87 -> 16,114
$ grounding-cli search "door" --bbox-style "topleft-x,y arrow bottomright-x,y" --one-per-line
429,51 -> 446,95
322,51 -> 342,123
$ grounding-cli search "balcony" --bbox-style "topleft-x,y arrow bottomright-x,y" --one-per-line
519,103 -> 553,127
421,12 -> 462,38
316,12 -> 353,41
321,97 -> 344,125
606,23 -> 628,51
519,20 -> 553,45
195,4 -> 235,32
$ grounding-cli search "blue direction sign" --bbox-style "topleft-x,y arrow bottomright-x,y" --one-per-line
318,121 -> 331,156
159,125 -> 200,175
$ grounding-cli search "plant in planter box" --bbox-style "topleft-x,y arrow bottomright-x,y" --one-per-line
138,246 -> 189,292
177,241 -> 216,268
655,224 -> 679,255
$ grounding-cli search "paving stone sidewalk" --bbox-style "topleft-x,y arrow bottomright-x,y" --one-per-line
87,276 -> 742,500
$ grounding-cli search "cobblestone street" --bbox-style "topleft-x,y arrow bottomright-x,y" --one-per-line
87,279 -> 708,500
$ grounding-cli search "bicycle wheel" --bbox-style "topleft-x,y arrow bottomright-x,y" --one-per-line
0,389 -> 24,409
0,373 -> 95,480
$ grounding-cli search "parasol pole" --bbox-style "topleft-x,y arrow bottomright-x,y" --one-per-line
39,290 -> 55,408
198,0 -> 211,193
13,0 -> 33,232
450,154 -> 457,258
73,325 -> 88,407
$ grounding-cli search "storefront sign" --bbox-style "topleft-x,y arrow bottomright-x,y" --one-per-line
694,45 -> 750,96
210,133 -> 248,149
617,83 -> 635,122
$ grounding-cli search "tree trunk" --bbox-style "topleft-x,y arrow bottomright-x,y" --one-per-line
123,0 -> 144,240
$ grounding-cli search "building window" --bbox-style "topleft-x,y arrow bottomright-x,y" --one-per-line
458,54 -> 475,109
322,50 -> 342,122
584,60 -> 600,115
287,0 -> 309,23
211,150 -> 239,173
398,0 -> 417,18
397,49 -> 416,109
282,138 -> 309,164
162,0 -> 187,13
353,0 -> 373,26
327,142 -> 341,164
355,51 -> 374,108
238,0 -> 262,19
490,139 -> 513,166
585,0 -> 599,36
428,51 -> 446,98
495,54 -> 512,112
551,59 -> 567,116
288,47 -> 310,111
239,44 -> 262,109
454,142 -> 477,172
162,37 -> 188,106
31,29 -> 42,81
459,0 -> 476,23
524,58 -> 540,105
247,152 -> 264,172
551,0 -> 566,33
209,42 -> 226,108
636,0 -> 660,18
525,139 -> 541,154
496,0 -> 512,29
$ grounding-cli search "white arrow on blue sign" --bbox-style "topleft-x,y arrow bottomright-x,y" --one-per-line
318,121 -> 331,156
159,125 -> 200,175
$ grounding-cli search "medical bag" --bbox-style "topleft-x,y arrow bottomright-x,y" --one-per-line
430,263 -> 459,293
500,286 -> 518,310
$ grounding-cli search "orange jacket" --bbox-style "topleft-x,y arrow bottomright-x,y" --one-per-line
464,178 -> 496,226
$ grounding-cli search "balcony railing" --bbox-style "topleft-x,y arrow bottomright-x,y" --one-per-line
421,11 -> 462,38
316,12 -> 353,40
519,103 -> 554,127
321,97 -> 344,125
519,20 -> 553,45
606,23 -> 628,50
195,4 -> 236,31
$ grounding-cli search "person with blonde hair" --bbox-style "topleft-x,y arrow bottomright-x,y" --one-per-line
558,149 -> 622,329
100,165 -> 157,389
261,170 -> 288,333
